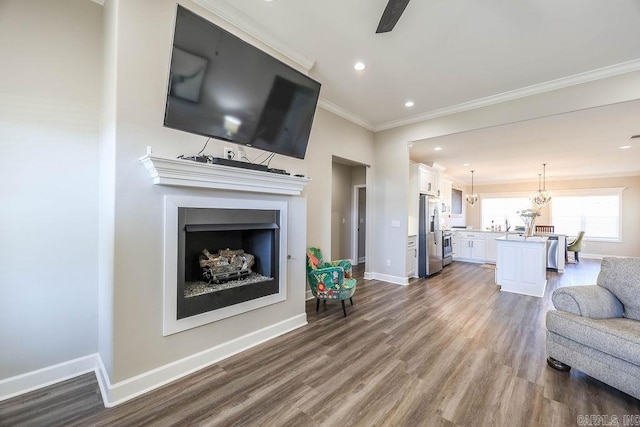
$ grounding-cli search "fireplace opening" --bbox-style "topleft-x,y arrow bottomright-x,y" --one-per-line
178,208 -> 280,320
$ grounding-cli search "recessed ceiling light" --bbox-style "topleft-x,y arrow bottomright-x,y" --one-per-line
619,145 -> 632,149
463,163 -> 470,166
434,147 -> 442,151
405,100 -> 414,108
354,62 -> 365,71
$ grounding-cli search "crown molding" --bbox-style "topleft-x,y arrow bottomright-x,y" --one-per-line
317,98 -> 374,131
191,0 -> 316,73
90,0 -> 314,72
465,171 -> 640,186
374,58 -> 640,132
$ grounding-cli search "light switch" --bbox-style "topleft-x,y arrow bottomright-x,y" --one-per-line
391,220 -> 401,228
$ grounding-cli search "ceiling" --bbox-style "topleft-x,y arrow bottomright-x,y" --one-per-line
206,0 -> 640,183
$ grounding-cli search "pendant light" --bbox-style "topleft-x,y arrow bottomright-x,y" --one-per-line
531,163 -> 552,208
466,170 -> 479,207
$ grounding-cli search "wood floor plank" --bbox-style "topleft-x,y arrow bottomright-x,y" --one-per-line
1,259 -> 639,426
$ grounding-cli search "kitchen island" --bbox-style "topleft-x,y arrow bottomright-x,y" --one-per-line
452,229 -> 565,272
495,235 -> 548,297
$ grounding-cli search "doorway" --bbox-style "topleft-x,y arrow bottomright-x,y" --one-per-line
331,158 -> 367,263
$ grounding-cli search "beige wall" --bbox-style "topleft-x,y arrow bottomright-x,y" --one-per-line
0,0 -> 374,388
99,0 -> 302,385
466,175 -> 640,257
0,0 -> 103,379
99,0 -> 375,386
305,108 -> 375,261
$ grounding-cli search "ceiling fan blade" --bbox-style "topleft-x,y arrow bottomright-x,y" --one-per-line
376,0 -> 411,33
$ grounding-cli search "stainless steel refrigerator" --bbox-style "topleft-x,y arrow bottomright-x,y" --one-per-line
418,194 -> 443,277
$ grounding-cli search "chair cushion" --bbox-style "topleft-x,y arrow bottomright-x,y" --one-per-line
307,247 -> 323,270
597,258 -> 640,321
546,310 -> 640,366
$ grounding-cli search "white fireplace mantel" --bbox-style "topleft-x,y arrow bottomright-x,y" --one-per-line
140,154 -> 309,195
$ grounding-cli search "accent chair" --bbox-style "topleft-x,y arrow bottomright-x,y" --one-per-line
306,247 -> 356,317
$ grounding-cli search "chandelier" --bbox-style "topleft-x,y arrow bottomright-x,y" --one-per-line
466,170 -> 479,207
531,163 -> 552,208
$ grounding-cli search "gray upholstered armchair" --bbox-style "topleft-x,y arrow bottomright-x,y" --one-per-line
546,257 -> 640,399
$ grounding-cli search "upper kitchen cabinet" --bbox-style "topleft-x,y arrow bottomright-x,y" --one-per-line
418,163 -> 442,196
441,178 -> 453,214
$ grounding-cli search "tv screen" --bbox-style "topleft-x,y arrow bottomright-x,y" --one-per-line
164,6 -> 321,160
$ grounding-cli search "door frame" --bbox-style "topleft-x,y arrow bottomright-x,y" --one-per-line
351,185 -> 366,264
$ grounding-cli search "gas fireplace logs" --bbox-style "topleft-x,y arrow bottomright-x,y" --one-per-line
199,248 -> 255,283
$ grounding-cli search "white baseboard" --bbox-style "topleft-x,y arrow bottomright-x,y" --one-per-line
0,313 -> 308,408
0,354 -> 99,402
578,253 -> 639,260
363,272 -> 409,286
100,313 -> 307,406
305,289 -> 314,300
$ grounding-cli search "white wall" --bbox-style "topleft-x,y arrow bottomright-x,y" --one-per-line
0,0 -> 103,379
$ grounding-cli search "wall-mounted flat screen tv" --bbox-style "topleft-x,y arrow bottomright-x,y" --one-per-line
164,6 -> 321,159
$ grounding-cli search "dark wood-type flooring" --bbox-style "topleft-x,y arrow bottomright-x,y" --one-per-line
2,260 -> 639,426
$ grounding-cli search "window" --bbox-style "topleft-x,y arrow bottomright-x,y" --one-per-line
552,188 -> 623,241
481,195 -> 531,231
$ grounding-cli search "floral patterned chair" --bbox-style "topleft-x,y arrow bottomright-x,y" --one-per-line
306,247 -> 356,317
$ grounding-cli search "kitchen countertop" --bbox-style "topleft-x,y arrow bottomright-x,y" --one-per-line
496,235 -> 548,243
450,229 -> 566,236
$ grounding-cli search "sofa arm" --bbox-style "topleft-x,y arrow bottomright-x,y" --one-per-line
552,285 -> 624,319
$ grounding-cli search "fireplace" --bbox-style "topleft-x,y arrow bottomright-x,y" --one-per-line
163,195 -> 288,336
178,208 -> 280,319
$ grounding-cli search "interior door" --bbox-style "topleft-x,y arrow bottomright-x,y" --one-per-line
357,187 -> 366,263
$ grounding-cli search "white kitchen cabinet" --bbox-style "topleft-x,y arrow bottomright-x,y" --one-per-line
440,178 -> 452,214
407,235 -> 418,277
418,164 -> 438,196
453,231 -> 485,262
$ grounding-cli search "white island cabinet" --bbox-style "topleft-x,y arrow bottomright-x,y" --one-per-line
495,236 -> 548,297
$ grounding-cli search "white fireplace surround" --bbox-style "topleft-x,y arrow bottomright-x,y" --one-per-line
140,152 -> 310,335
163,195 -> 288,335
140,154 -> 309,196
140,152 -> 309,336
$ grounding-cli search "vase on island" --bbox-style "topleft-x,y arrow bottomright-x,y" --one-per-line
517,208 -> 541,238
525,218 -> 536,237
